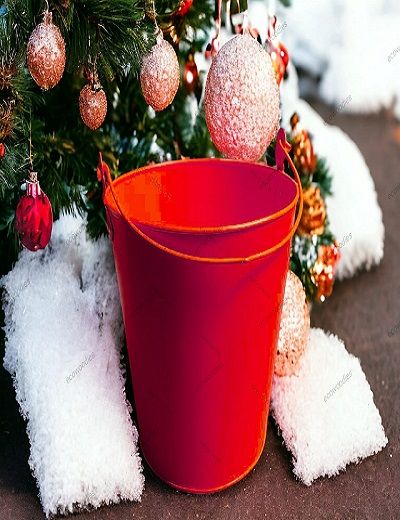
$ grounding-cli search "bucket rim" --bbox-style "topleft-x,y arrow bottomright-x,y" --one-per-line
104,158 -> 299,235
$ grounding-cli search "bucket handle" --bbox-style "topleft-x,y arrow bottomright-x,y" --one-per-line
98,134 -> 303,264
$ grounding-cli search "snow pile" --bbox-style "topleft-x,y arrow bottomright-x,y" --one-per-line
1,213 -> 144,517
271,328 -> 388,485
283,0 -> 400,117
281,64 -> 384,279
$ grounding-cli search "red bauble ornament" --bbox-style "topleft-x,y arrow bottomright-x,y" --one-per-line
0,143 -> 5,159
15,173 -> 53,251
140,32 -> 180,111
175,0 -> 193,17
183,53 -> 199,93
204,33 -> 280,162
27,11 -> 66,90
266,16 -> 289,86
79,83 -> 107,130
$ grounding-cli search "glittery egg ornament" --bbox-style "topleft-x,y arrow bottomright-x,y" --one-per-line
140,33 -> 180,111
27,11 -> 66,90
275,271 -> 310,377
204,33 -> 280,162
79,84 -> 107,130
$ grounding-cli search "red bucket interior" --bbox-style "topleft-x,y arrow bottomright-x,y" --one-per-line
104,159 -> 297,232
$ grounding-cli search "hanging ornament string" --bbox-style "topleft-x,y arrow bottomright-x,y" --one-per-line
241,7 -> 249,35
227,0 -> 242,32
28,117 -> 36,184
145,1 -> 160,35
268,0 -> 276,19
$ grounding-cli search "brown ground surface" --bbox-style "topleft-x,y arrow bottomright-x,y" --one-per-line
1,104 -> 399,519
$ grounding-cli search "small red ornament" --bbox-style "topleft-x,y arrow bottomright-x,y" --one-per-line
175,0 -> 193,17
183,53 -> 199,93
266,16 -> 289,86
0,143 -> 5,159
15,172 -> 53,251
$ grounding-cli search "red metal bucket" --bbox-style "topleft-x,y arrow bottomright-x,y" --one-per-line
99,131 -> 302,493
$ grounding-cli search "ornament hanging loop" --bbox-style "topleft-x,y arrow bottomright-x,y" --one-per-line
43,0 -> 51,23
28,171 -> 38,183
28,113 -> 35,174
241,10 -> 250,35
148,0 -> 161,34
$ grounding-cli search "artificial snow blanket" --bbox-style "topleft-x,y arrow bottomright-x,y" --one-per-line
1,214 -> 144,517
270,328 -> 388,485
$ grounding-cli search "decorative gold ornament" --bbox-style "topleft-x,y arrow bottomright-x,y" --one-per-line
290,112 -> 317,176
298,185 -> 326,236
311,243 -> 340,302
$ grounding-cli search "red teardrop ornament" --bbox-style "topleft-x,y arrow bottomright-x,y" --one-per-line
15,176 -> 53,251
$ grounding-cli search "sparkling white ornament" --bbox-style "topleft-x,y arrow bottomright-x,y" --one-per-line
27,11 -> 66,90
140,33 -> 180,112
204,32 -> 280,162
275,270 -> 310,377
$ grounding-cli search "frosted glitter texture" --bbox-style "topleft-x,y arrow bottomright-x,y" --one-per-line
1,214 -> 144,516
79,84 -> 107,130
27,13 -> 66,90
205,33 -> 280,162
275,271 -> 310,377
140,36 -> 180,111
271,328 -> 387,485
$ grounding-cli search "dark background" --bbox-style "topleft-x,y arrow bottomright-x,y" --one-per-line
1,103 -> 399,519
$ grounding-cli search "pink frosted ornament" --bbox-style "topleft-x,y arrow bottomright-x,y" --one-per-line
27,10 -> 66,90
140,32 -> 180,112
204,33 -> 280,162
15,173 -> 53,251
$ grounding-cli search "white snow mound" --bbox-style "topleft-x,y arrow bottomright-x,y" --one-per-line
1,213 -> 144,517
271,328 -> 387,485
